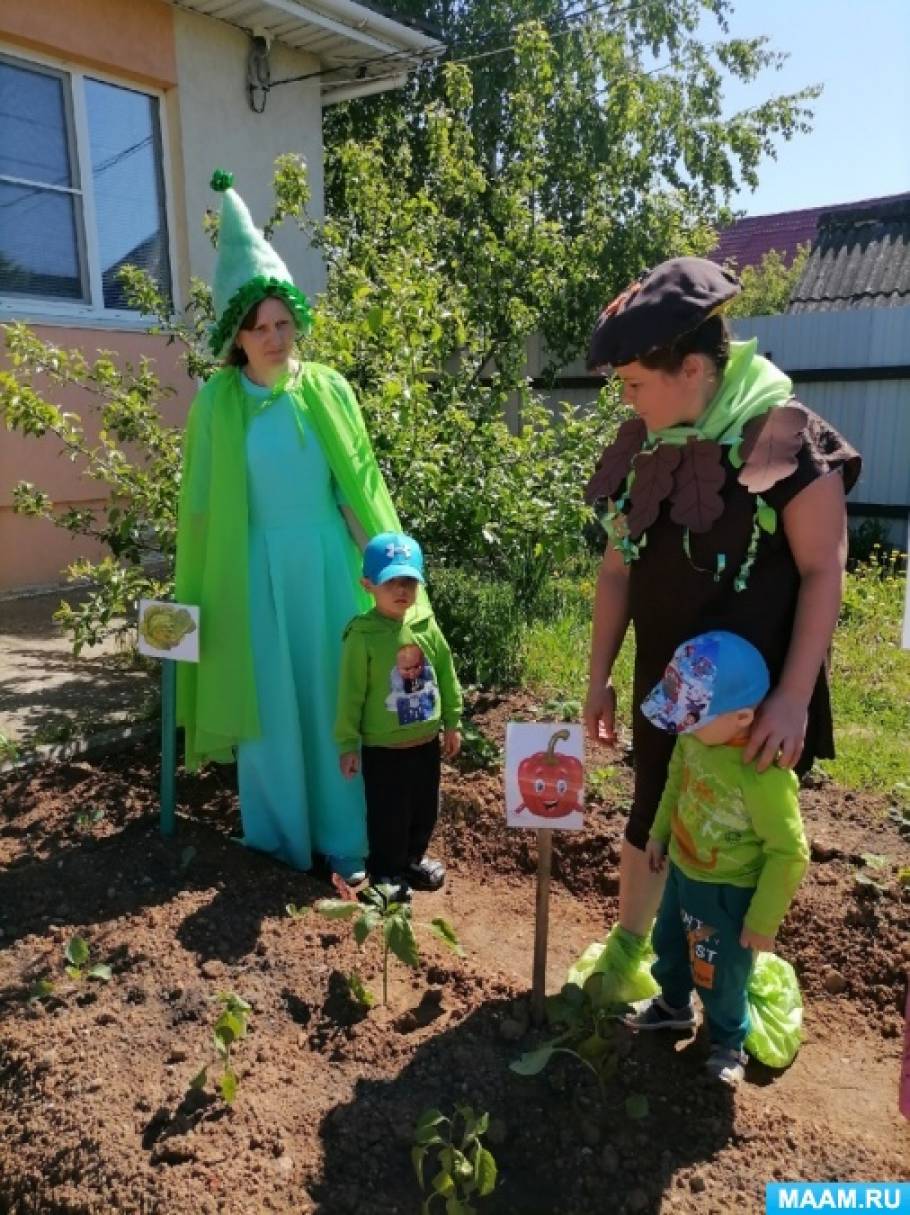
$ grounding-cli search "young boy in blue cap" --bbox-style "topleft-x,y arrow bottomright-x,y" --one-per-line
335,532 -> 462,894
628,630 -> 809,1086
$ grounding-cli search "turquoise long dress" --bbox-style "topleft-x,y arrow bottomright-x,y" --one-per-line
236,374 -> 368,871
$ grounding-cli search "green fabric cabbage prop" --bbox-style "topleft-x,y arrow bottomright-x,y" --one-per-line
567,925 -> 659,1007
744,951 -> 803,1069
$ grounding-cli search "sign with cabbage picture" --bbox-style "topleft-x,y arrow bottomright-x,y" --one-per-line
137,600 -> 199,663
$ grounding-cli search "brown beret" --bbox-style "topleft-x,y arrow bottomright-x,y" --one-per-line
586,257 -> 740,370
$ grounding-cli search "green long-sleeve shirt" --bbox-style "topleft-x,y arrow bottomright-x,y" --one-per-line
334,604 -> 462,752
650,734 -> 809,937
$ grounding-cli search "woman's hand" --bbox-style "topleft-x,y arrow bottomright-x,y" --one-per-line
339,752 -> 360,778
443,729 -> 462,760
740,926 -> 775,953
742,688 -> 808,772
583,680 -> 617,744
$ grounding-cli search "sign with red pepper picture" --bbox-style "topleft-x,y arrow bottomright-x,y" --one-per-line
505,723 -> 585,830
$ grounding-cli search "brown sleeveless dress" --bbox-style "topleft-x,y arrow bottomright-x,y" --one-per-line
586,406 -> 861,849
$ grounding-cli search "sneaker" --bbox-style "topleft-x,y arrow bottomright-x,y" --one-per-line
625,995 -> 697,1031
329,857 -> 367,885
363,877 -> 411,904
404,855 -> 445,891
705,1046 -> 747,1087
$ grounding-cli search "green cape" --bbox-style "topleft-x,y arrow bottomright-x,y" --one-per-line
174,362 -> 402,770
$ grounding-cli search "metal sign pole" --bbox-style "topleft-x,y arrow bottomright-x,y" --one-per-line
159,658 -> 177,837
531,828 -> 554,1027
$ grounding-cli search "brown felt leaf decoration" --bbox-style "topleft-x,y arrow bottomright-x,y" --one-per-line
737,404 -> 808,494
584,417 -> 647,505
626,445 -> 682,538
669,439 -> 726,533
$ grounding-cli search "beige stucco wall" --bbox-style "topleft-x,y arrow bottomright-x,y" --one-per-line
0,328 -> 191,594
173,7 -> 326,300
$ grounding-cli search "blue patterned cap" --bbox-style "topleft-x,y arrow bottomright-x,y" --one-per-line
641,631 -> 770,735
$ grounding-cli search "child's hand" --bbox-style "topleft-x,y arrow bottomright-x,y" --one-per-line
339,752 -> 360,778
740,926 -> 775,953
645,837 -> 667,873
443,729 -> 462,760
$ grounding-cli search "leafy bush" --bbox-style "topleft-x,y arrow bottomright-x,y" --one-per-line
426,567 -> 526,689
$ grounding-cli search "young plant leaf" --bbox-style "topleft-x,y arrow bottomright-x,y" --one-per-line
87,963 -> 112,982
509,1042 -> 556,1075
625,1093 -> 649,1120
473,1146 -> 497,1196
411,1145 -> 427,1189
65,937 -> 90,967
286,902 -> 308,919
354,907 -> 381,945
65,966 -> 84,981
28,978 -> 55,1001
385,914 -> 420,969
428,917 -> 464,956
431,1169 -> 456,1197
347,972 -> 375,1009
315,898 -> 360,919
219,1068 -> 238,1104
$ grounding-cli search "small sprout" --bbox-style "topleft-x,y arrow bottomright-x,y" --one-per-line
190,992 -> 251,1105
286,902 -> 309,920
75,807 -> 105,830
412,1105 -> 497,1211
27,978 -> 55,1002
64,936 -> 111,982
347,972 -> 376,1009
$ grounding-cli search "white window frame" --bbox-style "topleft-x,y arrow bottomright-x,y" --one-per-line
0,42 -> 180,330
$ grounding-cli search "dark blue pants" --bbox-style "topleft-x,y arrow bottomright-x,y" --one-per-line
652,863 -> 755,1051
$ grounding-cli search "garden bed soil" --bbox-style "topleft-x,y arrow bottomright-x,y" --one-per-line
1,691 -> 908,1214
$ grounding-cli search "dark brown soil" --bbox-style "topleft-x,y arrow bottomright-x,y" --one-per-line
1,692 -> 908,1214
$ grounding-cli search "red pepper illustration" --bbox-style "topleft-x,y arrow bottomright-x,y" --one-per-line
516,728 -> 584,819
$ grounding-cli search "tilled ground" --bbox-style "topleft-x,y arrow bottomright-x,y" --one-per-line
0,692 -> 907,1214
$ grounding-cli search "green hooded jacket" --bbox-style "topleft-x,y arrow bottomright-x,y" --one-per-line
334,603 -> 463,752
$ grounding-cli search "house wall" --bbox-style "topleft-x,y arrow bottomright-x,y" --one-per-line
172,7 -> 326,300
1,0 -> 329,594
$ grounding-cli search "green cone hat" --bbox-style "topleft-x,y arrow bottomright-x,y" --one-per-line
208,168 -> 313,358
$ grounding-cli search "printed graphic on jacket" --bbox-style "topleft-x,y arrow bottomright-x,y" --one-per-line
671,748 -> 750,871
384,644 -> 439,726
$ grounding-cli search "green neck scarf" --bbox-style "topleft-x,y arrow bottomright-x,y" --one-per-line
174,363 -> 403,770
648,339 -> 793,447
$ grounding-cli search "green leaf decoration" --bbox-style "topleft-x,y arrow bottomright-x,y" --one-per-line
65,937 -> 90,967
756,501 -> 777,534
428,917 -> 464,956
625,1093 -> 649,1120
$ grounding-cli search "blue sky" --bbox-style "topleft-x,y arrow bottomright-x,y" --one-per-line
707,0 -> 910,216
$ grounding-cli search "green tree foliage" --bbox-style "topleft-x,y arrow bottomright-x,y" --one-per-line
0,14 -> 817,659
725,243 -> 810,317
325,0 -> 820,367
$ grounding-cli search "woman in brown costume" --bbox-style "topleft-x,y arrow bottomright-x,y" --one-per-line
578,257 -> 860,994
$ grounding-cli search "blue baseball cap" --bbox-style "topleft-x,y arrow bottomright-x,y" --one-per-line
363,532 -> 425,585
641,631 -> 770,735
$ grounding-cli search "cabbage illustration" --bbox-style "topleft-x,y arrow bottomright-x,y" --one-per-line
140,605 -> 196,651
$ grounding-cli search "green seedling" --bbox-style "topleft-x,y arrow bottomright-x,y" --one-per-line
541,697 -> 582,723
189,992 -> 251,1105
27,978 -> 55,1002
0,733 -> 20,763
854,872 -> 885,898
510,977 -> 646,1119
64,936 -> 112,983
458,722 -> 501,772
286,902 -> 309,920
75,807 -> 105,830
412,1105 -> 497,1214
586,765 -> 616,801
316,884 -> 462,1006
347,971 -> 376,1010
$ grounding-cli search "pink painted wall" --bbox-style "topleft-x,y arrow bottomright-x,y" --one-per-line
1,327 -> 193,593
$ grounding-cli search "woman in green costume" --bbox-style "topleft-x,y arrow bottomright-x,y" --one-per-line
174,170 -> 403,880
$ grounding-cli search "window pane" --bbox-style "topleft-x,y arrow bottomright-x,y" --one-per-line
85,79 -> 171,310
0,58 -> 74,186
0,183 -> 83,299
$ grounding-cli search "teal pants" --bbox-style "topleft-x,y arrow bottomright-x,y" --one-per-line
652,863 -> 755,1051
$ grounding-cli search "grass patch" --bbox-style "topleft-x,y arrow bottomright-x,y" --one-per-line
525,558 -> 909,803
